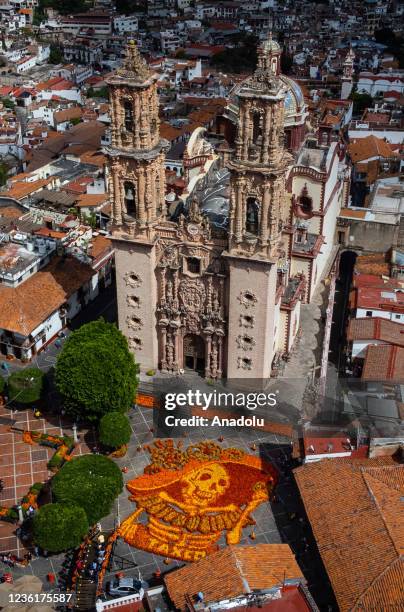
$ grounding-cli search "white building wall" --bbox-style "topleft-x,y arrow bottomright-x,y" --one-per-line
356,308 -> 404,322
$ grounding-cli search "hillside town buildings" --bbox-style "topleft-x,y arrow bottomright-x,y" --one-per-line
0,1 -> 402,610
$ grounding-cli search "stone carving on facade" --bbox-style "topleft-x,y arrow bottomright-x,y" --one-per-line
126,294 -> 140,308
159,246 -> 179,268
236,334 -> 256,351
116,40 -> 151,83
127,314 -> 143,331
210,340 -> 219,378
128,336 -> 143,351
179,279 -> 206,313
237,356 -> 253,370
238,290 -> 258,309
239,314 -> 255,328
124,271 -> 142,288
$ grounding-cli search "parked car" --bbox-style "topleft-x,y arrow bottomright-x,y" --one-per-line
107,577 -> 147,598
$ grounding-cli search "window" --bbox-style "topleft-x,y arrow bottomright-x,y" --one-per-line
246,198 -> 259,235
124,100 -> 133,132
299,193 -> 313,215
187,257 -> 201,274
395,314 -> 401,319
252,113 -> 262,144
124,182 -> 136,217
366,311 -> 372,317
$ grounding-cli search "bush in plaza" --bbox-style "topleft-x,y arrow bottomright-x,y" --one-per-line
55,319 -> 139,421
99,412 -> 132,449
52,454 -> 123,525
8,368 -> 44,404
33,503 -> 88,553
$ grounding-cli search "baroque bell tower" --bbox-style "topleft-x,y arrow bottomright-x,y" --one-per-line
106,40 -> 169,238
225,37 -> 292,379
105,41 -> 169,368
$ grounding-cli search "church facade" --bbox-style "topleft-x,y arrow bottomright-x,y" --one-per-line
105,39 -> 348,380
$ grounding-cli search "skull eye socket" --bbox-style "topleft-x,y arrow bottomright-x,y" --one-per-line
199,473 -> 212,481
219,479 -> 227,487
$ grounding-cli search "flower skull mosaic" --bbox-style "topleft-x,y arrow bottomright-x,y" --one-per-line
119,440 -> 278,561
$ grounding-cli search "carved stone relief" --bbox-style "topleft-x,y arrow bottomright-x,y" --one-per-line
236,334 -> 256,351
124,271 -> 142,288
237,356 -> 253,370
238,290 -> 258,309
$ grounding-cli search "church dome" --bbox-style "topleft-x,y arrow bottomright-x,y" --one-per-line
226,74 -> 307,129
260,38 -> 281,54
280,75 -> 306,127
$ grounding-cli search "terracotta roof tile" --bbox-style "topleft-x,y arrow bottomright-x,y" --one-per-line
294,458 -> 404,612
347,317 -> 404,347
0,179 -> 52,201
165,544 -> 304,610
76,193 -> 107,208
362,344 -> 404,380
348,135 -> 396,163
89,235 -> 112,260
54,107 -> 83,124
0,256 -> 94,335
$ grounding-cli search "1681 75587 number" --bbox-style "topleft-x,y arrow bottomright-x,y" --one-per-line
8,593 -> 73,603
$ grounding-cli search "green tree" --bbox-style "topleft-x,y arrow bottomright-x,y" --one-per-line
8,368 -> 44,404
99,412 -> 132,449
55,319 -> 139,421
211,33 -> 258,73
52,454 -> 123,525
33,503 -> 88,552
49,44 -> 62,65
350,91 -> 373,115
91,86 -> 109,99
0,161 -> 9,186
1,98 -> 14,110
0,376 -> 5,395
374,27 -> 404,69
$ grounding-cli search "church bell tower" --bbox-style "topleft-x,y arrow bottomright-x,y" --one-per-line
225,36 -> 292,379
106,40 -> 169,238
105,41 -> 169,368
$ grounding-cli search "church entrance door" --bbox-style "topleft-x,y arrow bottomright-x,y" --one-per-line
183,334 -> 205,372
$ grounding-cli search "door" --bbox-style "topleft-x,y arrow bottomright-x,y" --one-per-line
183,334 -> 205,372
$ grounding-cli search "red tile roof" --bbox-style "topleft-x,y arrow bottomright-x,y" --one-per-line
165,545 -> 304,610
0,256 -> 94,335
347,317 -> 404,347
353,286 -> 404,313
348,135 -> 396,163
362,344 -> 404,380
294,457 -> 404,612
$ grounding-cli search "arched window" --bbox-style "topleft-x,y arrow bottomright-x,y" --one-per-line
246,197 -> 259,235
252,113 -> 262,145
299,185 -> 313,215
124,181 -> 136,217
124,100 -> 133,132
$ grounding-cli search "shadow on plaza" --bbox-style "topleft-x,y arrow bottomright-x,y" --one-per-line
258,442 -> 338,612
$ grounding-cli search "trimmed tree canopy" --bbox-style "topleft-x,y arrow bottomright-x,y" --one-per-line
33,503 -> 88,553
8,368 -> 44,404
99,412 -> 132,449
55,320 -> 139,421
52,454 -> 123,525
